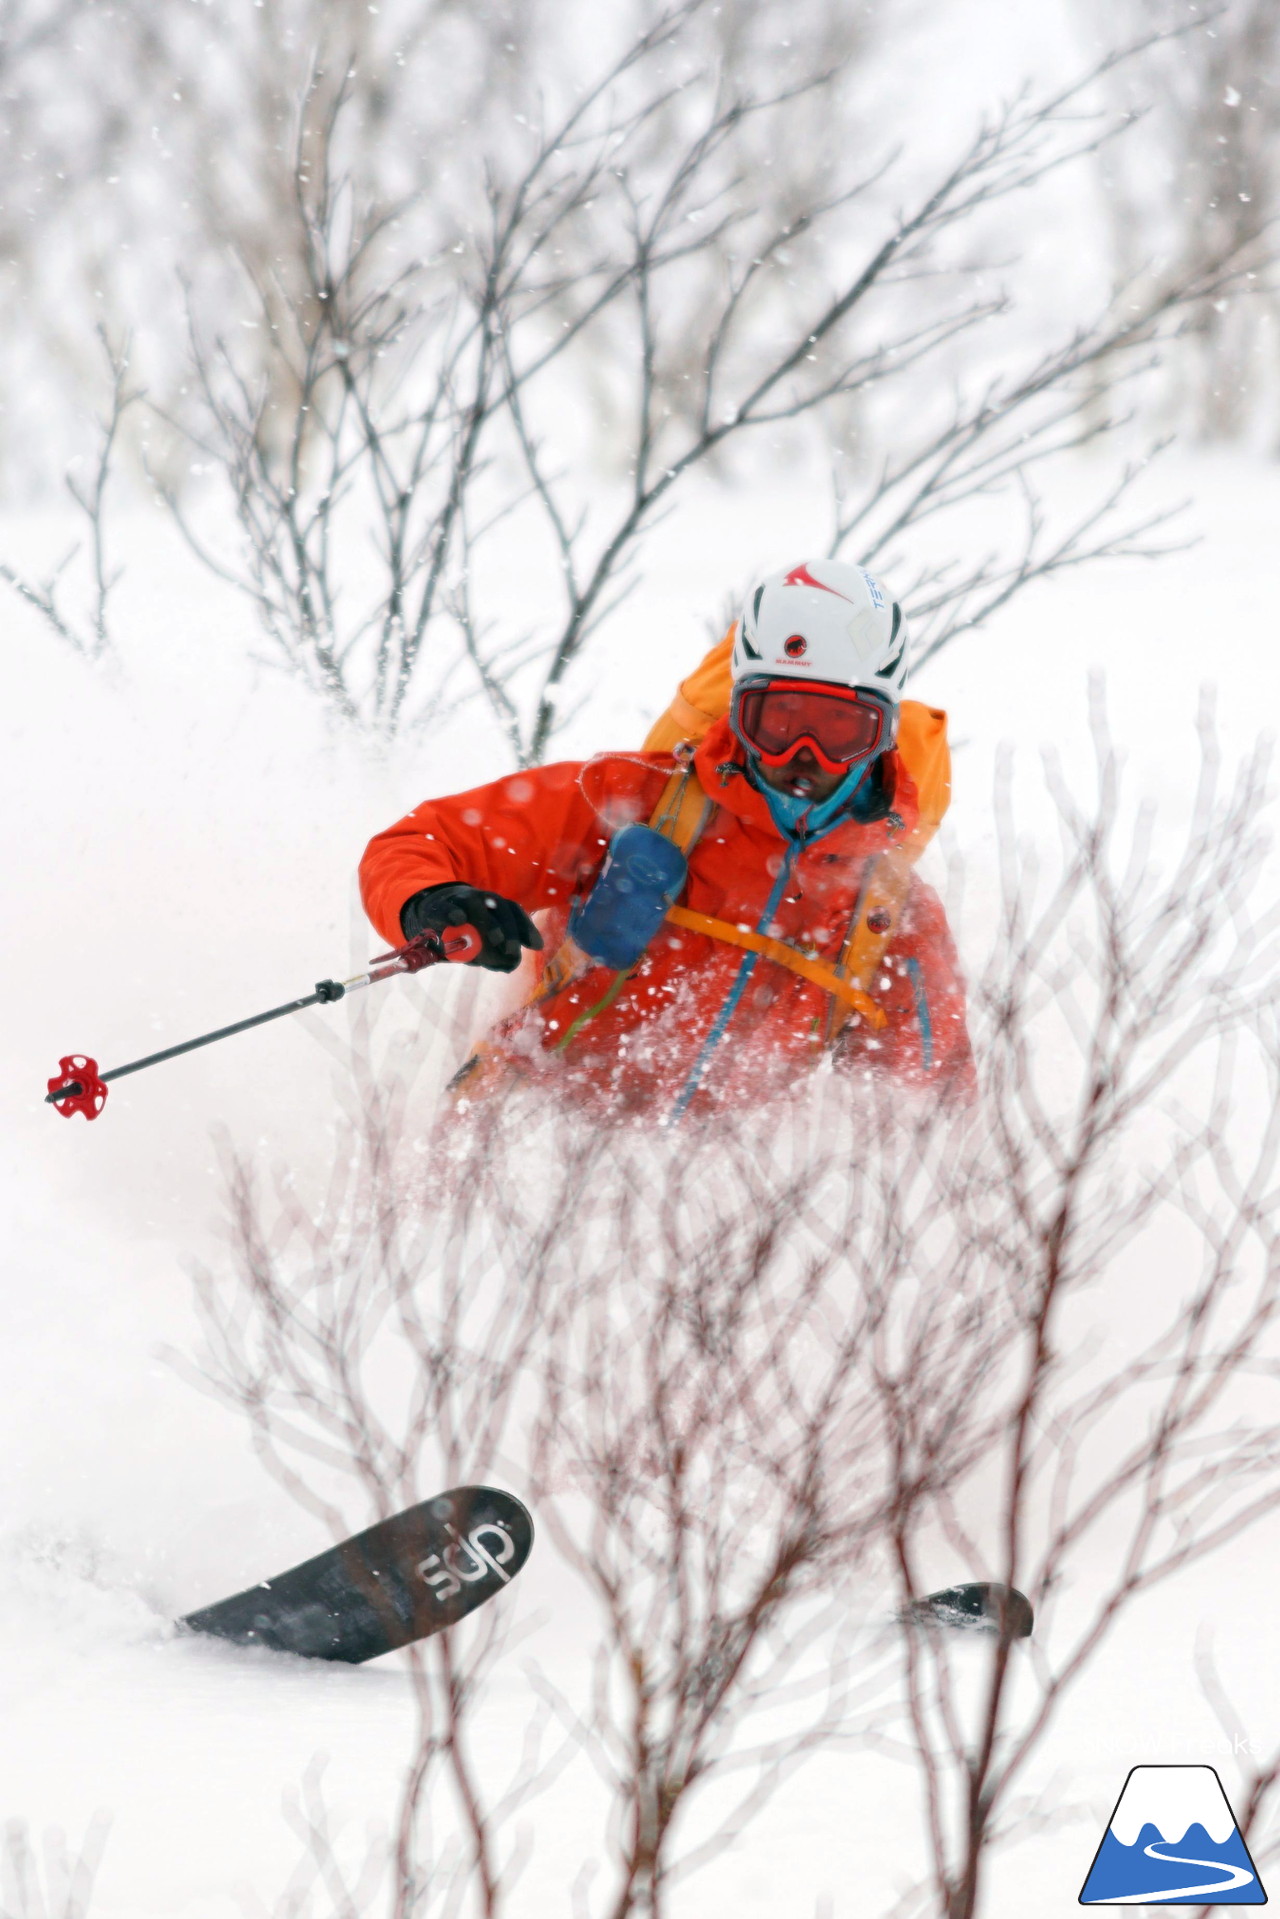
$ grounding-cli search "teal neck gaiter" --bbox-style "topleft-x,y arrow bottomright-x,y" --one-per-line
754,754 -> 876,843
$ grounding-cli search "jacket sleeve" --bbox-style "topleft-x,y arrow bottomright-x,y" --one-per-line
359,761 -> 607,947
838,874 -> 976,1101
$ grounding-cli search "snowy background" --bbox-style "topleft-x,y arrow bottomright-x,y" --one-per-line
3,0 -> 1280,1914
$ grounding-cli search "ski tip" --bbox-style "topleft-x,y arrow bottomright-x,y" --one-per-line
178,1485 -> 536,1665
904,1581 -> 1034,1640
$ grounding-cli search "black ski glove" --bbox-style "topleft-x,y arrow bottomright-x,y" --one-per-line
400,882 -> 544,974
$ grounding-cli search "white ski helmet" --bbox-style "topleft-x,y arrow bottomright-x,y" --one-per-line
731,559 -> 909,698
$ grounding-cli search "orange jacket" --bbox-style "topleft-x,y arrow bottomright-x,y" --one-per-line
359,717 -> 974,1114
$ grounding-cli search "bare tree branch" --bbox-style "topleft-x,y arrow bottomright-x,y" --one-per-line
0,329 -> 140,661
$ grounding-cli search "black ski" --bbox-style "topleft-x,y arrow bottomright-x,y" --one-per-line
906,1581 -> 1034,1639
180,1485 -> 533,1663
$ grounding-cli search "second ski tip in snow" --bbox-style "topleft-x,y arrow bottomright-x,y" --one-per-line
904,1582 -> 1034,1639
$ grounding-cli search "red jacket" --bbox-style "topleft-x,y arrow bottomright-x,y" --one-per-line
359,718 -> 974,1114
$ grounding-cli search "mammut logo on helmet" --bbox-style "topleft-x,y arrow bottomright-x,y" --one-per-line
783,634 -> 808,658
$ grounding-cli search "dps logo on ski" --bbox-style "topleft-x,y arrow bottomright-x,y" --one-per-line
1079,1765 -> 1266,1904
417,1519 -> 518,1603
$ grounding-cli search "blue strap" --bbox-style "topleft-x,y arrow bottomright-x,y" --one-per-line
904,956 -> 934,1070
670,849 -> 796,1118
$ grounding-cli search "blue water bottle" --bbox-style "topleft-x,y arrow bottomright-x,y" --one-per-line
568,824 -> 689,970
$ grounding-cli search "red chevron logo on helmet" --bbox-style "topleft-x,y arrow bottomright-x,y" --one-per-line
784,562 -> 853,602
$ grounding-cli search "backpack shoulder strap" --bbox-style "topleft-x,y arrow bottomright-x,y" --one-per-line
649,758 -> 716,855
824,849 -> 916,1042
823,704 -> 951,1044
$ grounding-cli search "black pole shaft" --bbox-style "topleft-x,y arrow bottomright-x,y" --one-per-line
44,986 -> 341,1102
99,992 -> 332,1081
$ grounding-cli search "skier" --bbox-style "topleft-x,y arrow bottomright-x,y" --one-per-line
359,559 -> 974,1117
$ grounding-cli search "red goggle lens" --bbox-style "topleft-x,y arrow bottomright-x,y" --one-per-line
734,682 -> 886,768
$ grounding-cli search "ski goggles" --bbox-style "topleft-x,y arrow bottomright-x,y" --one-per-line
731,677 -> 894,774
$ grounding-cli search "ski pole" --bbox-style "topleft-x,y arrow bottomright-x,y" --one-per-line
44,924 -> 482,1121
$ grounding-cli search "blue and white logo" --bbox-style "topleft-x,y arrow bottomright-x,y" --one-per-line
1079,1765 -> 1266,1905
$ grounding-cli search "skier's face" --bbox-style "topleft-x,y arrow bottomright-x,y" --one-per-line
754,745 -> 848,803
